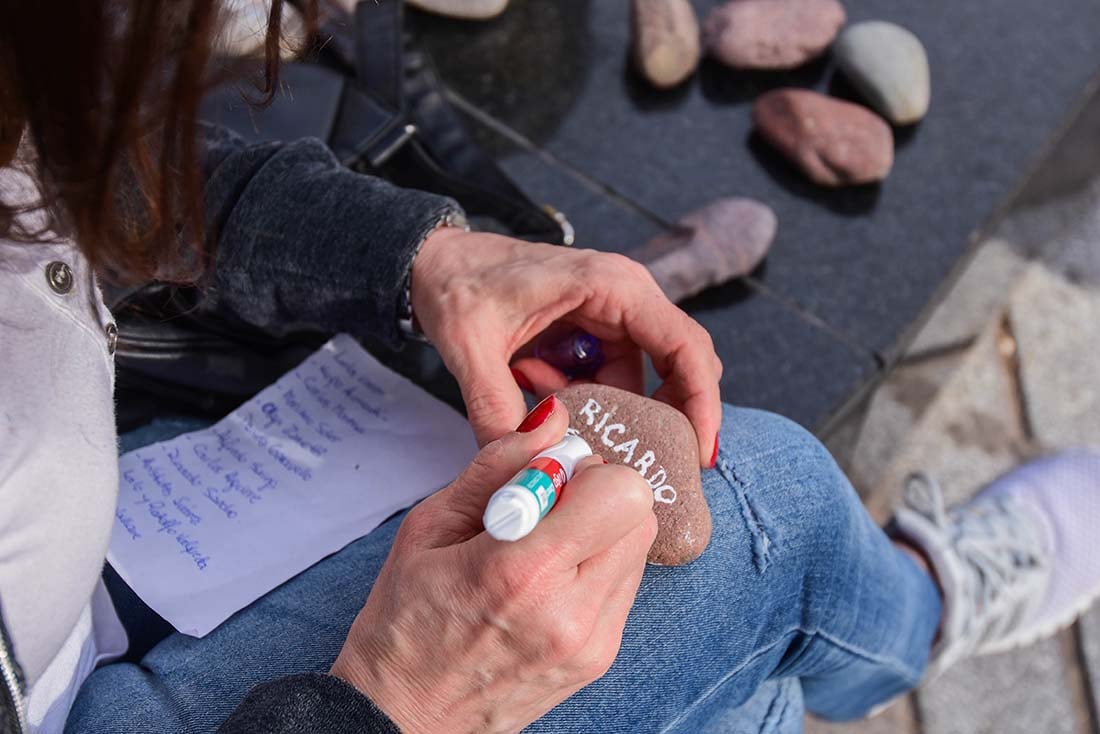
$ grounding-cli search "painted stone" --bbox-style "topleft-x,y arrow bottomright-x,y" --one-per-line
753,88 -> 894,186
632,197 -> 777,303
631,0 -> 701,89
557,384 -> 711,566
834,21 -> 931,125
703,0 -> 846,70
405,0 -> 509,20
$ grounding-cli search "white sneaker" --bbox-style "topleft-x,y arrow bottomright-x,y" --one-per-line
892,451 -> 1100,678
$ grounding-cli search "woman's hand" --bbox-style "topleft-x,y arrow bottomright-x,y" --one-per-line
410,228 -> 723,466
330,400 -> 657,734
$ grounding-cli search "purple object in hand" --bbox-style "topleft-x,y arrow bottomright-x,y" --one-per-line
535,328 -> 605,379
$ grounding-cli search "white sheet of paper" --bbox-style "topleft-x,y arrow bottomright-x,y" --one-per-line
107,334 -> 477,637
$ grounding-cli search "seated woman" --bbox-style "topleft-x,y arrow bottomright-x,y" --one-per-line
1,2 -> 1097,733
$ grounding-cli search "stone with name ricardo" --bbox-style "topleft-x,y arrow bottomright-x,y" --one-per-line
557,384 -> 711,566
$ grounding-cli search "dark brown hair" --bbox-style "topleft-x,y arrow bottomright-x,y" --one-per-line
0,0 -> 314,282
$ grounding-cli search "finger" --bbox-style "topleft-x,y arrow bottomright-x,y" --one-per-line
572,454 -> 609,473
524,463 -> 654,569
567,522 -> 652,682
510,356 -> 570,399
577,508 -> 655,591
579,553 -> 647,674
651,370 -> 722,468
412,397 -> 571,548
571,259 -> 722,466
593,343 -> 644,395
641,326 -> 721,466
454,346 -> 535,447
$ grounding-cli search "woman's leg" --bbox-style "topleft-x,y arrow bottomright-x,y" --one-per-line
531,405 -> 941,731
67,405 -> 940,734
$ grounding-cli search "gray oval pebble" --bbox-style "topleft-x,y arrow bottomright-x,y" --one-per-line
834,20 -> 931,125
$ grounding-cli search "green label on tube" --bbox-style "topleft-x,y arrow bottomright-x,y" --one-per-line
512,467 -> 557,517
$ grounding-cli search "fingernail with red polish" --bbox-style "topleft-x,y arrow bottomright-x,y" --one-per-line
510,367 -> 534,393
709,435 -> 720,469
517,395 -> 557,433
601,457 -> 609,465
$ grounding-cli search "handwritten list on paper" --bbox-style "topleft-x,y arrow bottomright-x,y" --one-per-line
108,334 -> 477,637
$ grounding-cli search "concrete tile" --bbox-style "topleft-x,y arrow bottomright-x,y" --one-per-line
868,317 -> 1025,522
1010,265 -> 1100,448
868,265 -> 1090,734
1020,175 -> 1100,290
1079,607 -> 1100,719
907,240 -> 1029,356
841,352 -> 964,501
1015,86 -> 1100,209
804,698 -> 917,734
916,637 -> 1079,734
999,175 -> 1100,270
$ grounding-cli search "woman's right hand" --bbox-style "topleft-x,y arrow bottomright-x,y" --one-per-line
330,397 -> 658,734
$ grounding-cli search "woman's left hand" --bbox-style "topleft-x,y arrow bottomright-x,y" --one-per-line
409,227 -> 723,467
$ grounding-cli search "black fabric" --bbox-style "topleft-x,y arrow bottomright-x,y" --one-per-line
101,564 -> 175,665
198,124 -> 456,351
218,674 -> 401,734
111,123 -> 459,429
201,0 -> 567,243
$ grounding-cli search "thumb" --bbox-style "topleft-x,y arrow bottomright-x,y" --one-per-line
416,396 -> 570,547
457,352 -> 532,447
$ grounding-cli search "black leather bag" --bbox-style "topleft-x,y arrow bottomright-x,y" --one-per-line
114,0 -> 570,430
202,0 -> 572,241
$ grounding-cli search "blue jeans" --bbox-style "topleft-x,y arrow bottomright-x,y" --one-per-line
67,406 -> 940,733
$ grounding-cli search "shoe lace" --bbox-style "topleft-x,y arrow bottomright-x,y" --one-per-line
903,472 -> 1049,643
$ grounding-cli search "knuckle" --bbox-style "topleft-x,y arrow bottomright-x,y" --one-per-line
586,252 -> 644,283
395,504 -> 433,547
619,254 -> 651,281
482,551 -> 536,601
607,465 -> 656,514
462,392 -> 513,434
586,649 -> 618,682
574,640 -> 619,682
695,323 -> 716,353
471,437 -> 508,473
546,618 -> 590,662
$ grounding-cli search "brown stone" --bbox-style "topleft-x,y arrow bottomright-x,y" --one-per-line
557,384 -> 711,566
703,0 -> 846,70
631,0 -> 701,89
753,88 -> 893,186
631,197 -> 777,303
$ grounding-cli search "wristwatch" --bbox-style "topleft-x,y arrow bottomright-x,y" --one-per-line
398,209 -> 469,342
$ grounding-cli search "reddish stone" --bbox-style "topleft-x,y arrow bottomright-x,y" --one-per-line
753,88 -> 894,187
703,0 -> 846,70
557,384 -> 711,566
633,198 -> 777,303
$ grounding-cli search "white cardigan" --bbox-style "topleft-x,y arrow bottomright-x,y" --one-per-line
0,167 -> 126,732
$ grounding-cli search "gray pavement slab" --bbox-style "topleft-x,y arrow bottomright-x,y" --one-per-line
907,240 -> 1029,356
1007,264 -> 1100,727
1080,610 -> 1100,725
866,286 -> 1084,732
1009,266 -> 1100,450
916,637 -> 1079,734
839,351 -> 964,509
804,699 -> 917,734
868,316 -> 1026,521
